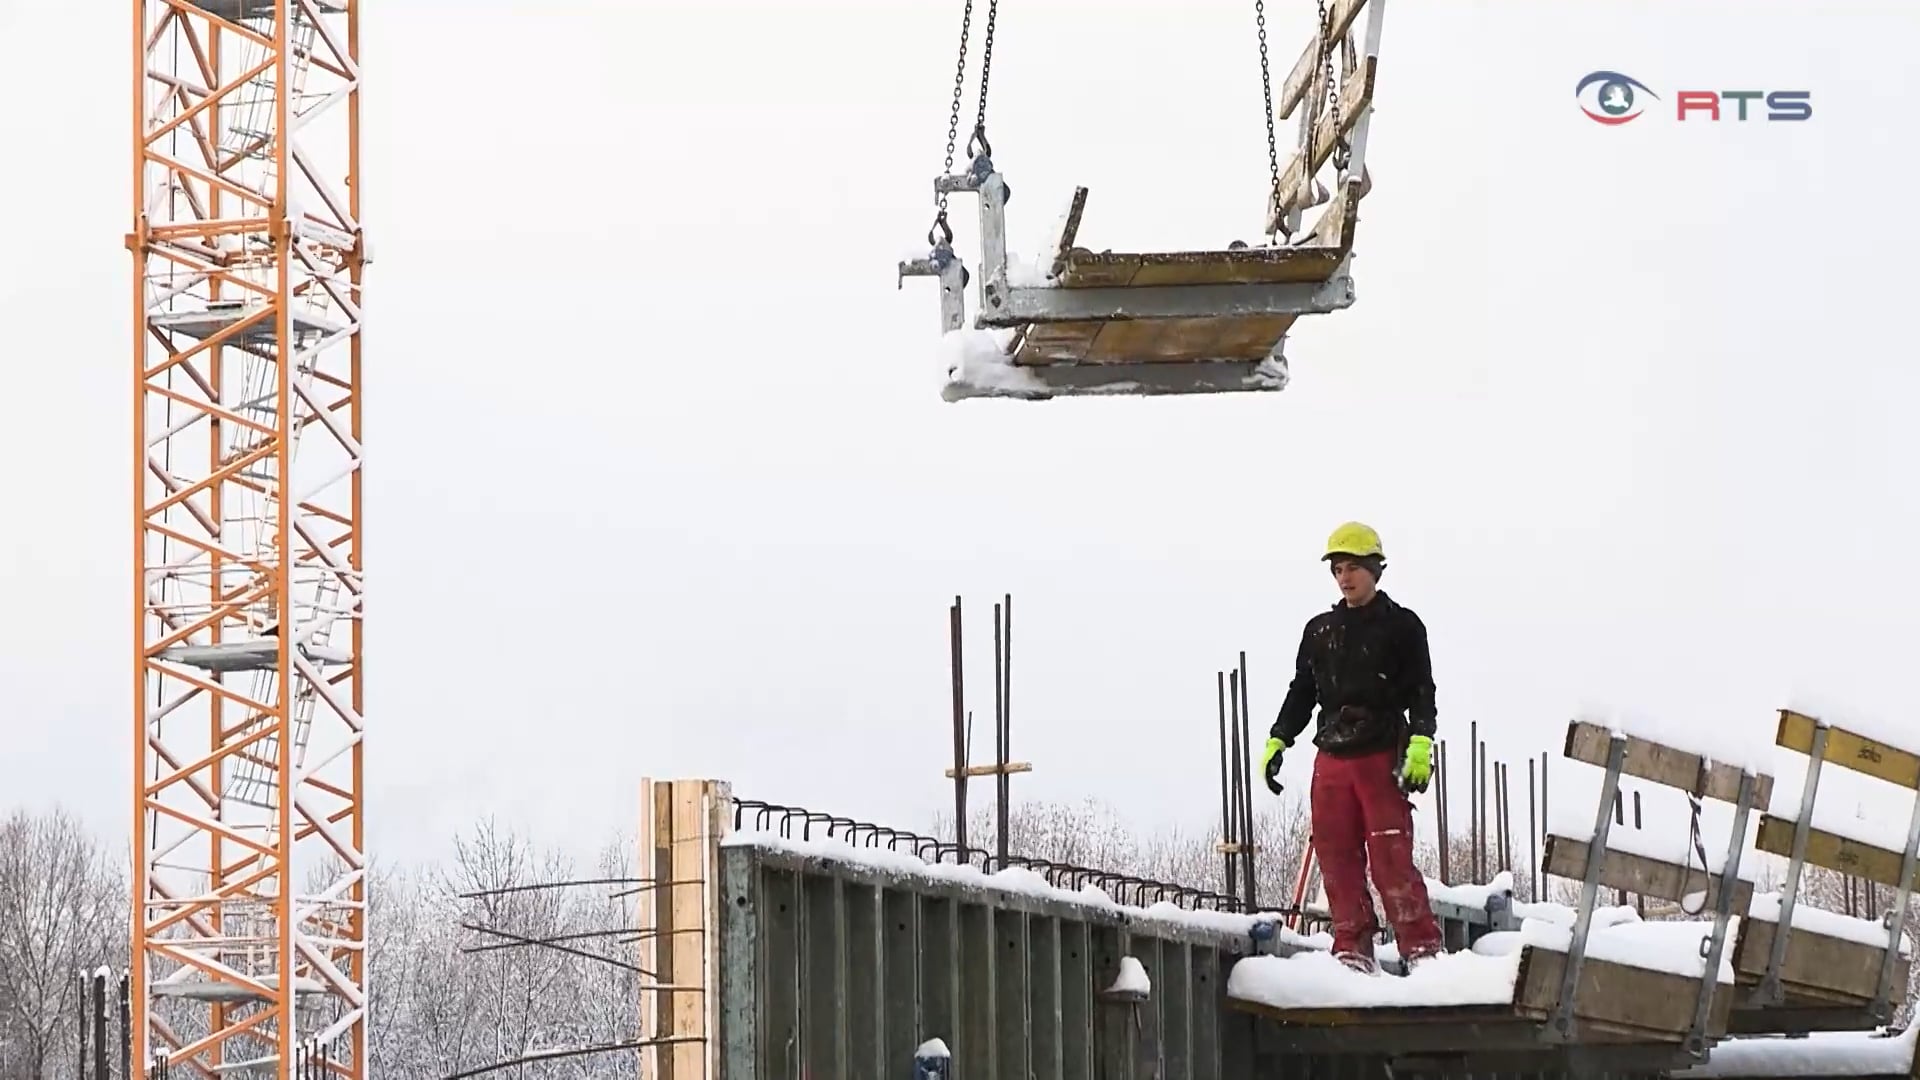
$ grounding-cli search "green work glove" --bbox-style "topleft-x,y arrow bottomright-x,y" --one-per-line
1260,737 -> 1288,795
1400,735 -> 1433,793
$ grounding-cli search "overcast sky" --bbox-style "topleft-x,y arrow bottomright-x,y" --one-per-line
1,0 -> 1915,875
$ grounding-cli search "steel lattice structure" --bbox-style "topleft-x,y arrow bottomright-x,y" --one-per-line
130,0 -> 366,1074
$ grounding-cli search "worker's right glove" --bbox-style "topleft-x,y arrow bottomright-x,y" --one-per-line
1260,736 -> 1288,795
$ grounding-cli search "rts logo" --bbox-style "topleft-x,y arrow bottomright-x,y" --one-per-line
1575,70 -> 1812,124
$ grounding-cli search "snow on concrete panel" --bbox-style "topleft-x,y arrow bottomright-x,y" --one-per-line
1676,1025 -> 1918,1078
1748,891 -> 1914,957
1427,870 -> 1514,910
724,830 -> 1327,947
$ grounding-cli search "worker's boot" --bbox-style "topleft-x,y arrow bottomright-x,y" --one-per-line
1334,951 -> 1379,976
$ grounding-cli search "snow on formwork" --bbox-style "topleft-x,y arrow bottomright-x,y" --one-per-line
937,327 -> 1047,401
1228,901 -> 1736,1013
1783,686 -> 1920,761
1676,1025 -> 1919,1079
1748,891 -> 1915,957
1575,700 -> 1781,778
722,830 -> 1325,948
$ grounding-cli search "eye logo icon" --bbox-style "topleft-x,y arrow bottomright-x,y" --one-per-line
1576,70 -> 1658,125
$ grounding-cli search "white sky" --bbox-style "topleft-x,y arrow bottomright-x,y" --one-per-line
1,0 -> 1916,872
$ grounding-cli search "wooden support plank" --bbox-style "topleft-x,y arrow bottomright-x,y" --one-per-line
1080,315 -> 1296,365
1272,53 -> 1376,224
1056,246 -> 1346,289
1517,946 -> 1735,1043
943,761 -> 1034,779
1732,917 -> 1911,1008
1563,721 -> 1776,806
1755,814 -> 1920,890
640,778 -> 726,1080
1276,0 -> 1369,121
1544,834 -> 1754,912
1776,709 -> 1920,791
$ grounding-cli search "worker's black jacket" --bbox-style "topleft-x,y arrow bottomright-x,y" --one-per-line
1270,591 -> 1438,757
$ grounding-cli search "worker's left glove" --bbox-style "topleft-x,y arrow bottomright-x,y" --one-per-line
1399,735 -> 1434,793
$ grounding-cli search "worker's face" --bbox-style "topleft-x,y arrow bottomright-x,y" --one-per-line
1330,557 -> 1377,605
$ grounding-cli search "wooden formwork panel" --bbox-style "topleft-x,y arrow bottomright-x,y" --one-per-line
1754,815 -> 1920,890
1056,246 -> 1347,289
1563,721 -> 1775,806
1543,834 -> 1755,912
1013,315 -> 1298,367
1516,947 -> 1734,1043
1732,917 -> 1910,1008
1777,710 -> 1920,790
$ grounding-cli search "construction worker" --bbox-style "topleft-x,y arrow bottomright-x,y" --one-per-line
1259,521 -> 1443,974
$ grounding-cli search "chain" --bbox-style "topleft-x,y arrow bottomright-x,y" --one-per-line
1256,0 -> 1282,234
933,0 -> 978,240
972,0 -> 999,151
1319,0 -> 1350,172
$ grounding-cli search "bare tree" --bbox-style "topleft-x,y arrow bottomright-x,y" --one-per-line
0,806 -> 125,1079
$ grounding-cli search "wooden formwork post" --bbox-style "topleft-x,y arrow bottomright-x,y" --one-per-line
640,777 -> 731,1080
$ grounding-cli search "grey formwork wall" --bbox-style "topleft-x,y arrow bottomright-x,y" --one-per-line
713,842 -> 1684,1080
716,841 -> 1279,1080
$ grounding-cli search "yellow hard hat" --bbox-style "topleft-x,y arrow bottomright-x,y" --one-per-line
1323,521 -> 1384,561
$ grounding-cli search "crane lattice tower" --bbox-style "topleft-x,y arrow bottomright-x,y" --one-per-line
130,0 -> 366,1073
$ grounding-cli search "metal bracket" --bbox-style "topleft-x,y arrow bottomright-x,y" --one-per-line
1758,723 -> 1829,1006
1870,767 -> 1920,1022
1685,770 -> 1757,1057
1551,734 -> 1626,1040
897,241 -> 968,335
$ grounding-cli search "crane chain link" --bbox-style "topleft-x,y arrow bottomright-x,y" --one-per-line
1255,0 -> 1283,238
931,0 -> 999,248
932,0 -> 977,245
1319,0 -> 1351,173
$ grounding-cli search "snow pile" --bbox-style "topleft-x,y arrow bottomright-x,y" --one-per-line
936,327 -> 1046,401
1749,892 -> 1914,956
1678,1025 -> 1918,1078
914,1037 -> 951,1060
1428,870 -> 1514,910
1108,956 -> 1151,996
724,829 -> 1321,946
1229,945 -> 1525,1009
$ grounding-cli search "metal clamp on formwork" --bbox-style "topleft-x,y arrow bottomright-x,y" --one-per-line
1684,769 -> 1760,1057
1756,723 -> 1829,1007
1550,734 -> 1627,1041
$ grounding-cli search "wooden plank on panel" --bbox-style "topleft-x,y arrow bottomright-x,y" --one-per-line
1543,834 -> 1754,912
1755,815 -> 1920,891
1776,709 -> 1920,791
1562,720 -> 1774,806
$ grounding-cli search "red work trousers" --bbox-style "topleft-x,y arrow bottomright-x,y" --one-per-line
1309,746 -> 1444,962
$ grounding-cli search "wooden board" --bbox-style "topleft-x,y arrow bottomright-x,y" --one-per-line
1057,245 -> 1347,288
1517,947 -> 1734,1043
1732,916 -> 1910,1007
1754,814 -> 1920,890
639,778 -> 727,1080
1544,833 -> 1755,912
1563,720 -> 1775,806
1273,53 -> 1377,219
1012,314 -> 1297,368
1777,709 -> 1920,790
